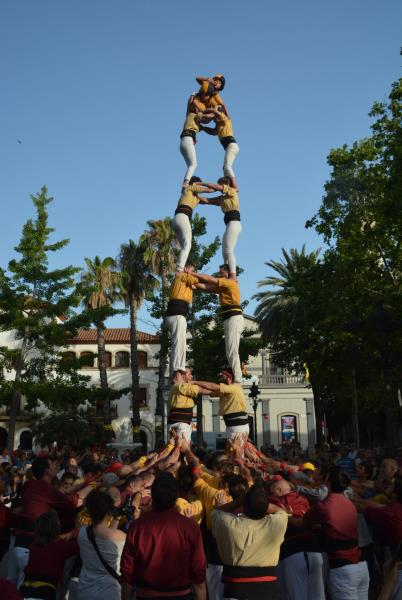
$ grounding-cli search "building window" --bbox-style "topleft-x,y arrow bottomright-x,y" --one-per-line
138,387 -> 147,407
115,351 -> 130,368
104,352 -> 112,368
80,351 -> 95,367
60,351 -> 76,364
138,351 -> 147,369
280,415 -> 298,443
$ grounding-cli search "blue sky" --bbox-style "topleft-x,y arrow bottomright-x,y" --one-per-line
1,1 -> 401,332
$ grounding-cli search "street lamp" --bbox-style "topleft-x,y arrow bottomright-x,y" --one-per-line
248,382 -> 260,445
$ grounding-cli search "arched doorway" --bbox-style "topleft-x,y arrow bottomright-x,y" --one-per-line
0,427 -> 7,449
20,430 -> 33,450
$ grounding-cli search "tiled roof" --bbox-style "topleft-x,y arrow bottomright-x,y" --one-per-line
69,328 -> 160,344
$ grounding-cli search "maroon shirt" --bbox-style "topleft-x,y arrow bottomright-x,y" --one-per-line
21,479 -> 79,522
24,538 -> 79,582
271,491 -> 321,559
0,577 -> 22,600
120,508 -> 206,595
364,501 -> 402,548
17,479 -> 79,544
0,503 -> 18,559
304,492 -> 361,568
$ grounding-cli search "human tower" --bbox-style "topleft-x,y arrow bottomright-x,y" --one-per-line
166,74 -> 249,448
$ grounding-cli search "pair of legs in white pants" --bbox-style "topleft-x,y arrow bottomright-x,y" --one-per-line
277,552 -> 325,599
329,561 -> 369,600
223,315 -> 244,382
166,314 -> 187,372
172,212 -> 192,271
180,135 -> 197,182
223,142 -> 240,179
222,220 -> 242,275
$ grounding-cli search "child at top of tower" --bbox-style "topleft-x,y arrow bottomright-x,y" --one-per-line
187,74 -> 228,115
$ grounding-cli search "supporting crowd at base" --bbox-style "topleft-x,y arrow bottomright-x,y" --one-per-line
0,443 -> 401,599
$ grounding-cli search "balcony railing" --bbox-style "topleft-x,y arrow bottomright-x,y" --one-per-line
259,373 -> 306,386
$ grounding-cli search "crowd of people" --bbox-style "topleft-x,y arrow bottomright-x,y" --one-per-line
0,437 -> 401,600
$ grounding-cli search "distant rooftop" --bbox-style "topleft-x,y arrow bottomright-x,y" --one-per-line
69,328 -> 160,344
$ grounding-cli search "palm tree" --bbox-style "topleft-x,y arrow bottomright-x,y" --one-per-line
254,246 -> 320,339
140,219 -> 177,442
253,246 -> 325,442
119,239 -> 158,443
81,256 -> 121,420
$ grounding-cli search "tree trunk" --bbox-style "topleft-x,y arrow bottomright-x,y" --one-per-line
129,298 -> 141,444
7,334 -> 27,451
96,324 -> 109,419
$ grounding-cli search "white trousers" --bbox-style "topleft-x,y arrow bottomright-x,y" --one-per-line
172,212 -> 192,271
180,136 -> 197,182
223,315 -> 244,382
168,422 -> 192,442
222,221 -> 242,274
207,563 -> 224,600
223,142 -> 240,178
329,561 -> 369,600
277,552 -> 325,600
166,314 -> 187,372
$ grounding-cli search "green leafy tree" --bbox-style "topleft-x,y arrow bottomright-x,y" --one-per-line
118,239 -> 158,442
254,79 -> 402,447
31,410 -> 104,450
306,78 -> 402,448
0,187 -> 93,449
253,247 -> 334,444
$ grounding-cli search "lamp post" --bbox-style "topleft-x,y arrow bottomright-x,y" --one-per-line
248,382 -> 260,445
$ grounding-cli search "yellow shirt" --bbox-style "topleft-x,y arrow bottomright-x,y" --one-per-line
193,477 -> 232,530
177,183 -> 204,210
182,112 -> 203,133
211,510 -> 288,567
168,383 -> 200,410
221,184 -> 239,213
219,383 -> 246,416
175,497 -> 204,525
217,278 -> 241,307
215,112 -> 234,139
168,272 -> 198,304
200,469 -> 220,489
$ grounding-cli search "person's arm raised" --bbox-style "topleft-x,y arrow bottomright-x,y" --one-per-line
199,182 -> 223,192
180,439 -> 200,467
191,272 -> 219,285
198,196 -> 222,206
192,380 -> 220,393
214,495 -> 244,513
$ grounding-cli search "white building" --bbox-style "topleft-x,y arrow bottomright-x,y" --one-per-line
0,318 -> 316,452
